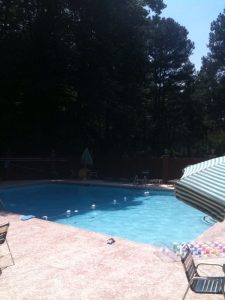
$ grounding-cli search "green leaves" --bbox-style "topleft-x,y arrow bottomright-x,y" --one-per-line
192,9 -> 225,155
143,0 -> 166,14
145,16 -> 195,155
0,0 -> 209,157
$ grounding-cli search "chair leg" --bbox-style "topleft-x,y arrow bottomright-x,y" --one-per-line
182,284 -> 190,300
6,239 -> 15,265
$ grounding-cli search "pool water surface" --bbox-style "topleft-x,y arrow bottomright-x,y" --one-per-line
0,183 -> 212,247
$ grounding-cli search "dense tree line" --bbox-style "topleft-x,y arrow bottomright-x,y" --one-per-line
0,1 -> 225,157
193,9 -> 225,156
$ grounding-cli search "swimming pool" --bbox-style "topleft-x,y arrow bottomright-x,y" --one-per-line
0,182 -> 213,247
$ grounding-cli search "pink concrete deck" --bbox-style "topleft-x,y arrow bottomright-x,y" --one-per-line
0,181 -> 225,299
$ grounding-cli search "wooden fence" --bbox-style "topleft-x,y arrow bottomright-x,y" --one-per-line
0,155 -> 208,182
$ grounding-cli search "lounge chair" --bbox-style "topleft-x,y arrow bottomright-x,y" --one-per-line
181,246 -> 225,299
0,222 -> 15,267
167,179 -> 178,186
150,179 -> 163,184
133,175 -> 147,186
88,170 -> 98,179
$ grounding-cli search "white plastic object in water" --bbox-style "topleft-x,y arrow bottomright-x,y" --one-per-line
66,210 -> 71,217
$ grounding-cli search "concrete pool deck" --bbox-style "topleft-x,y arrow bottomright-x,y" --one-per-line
1,181 -> 225,299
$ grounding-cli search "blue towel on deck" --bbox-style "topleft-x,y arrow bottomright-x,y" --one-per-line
20,215 -> 35,221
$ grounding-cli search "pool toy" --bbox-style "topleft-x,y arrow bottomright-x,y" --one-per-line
20,215 -> 35,221
172,241 -> 225,258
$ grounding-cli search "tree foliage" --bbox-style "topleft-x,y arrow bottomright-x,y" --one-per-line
194,9 -> 225,155
0,0 -> 215,158
145,16 -> 196,155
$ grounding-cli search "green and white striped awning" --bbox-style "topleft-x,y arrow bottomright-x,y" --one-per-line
175,156 -> 225,221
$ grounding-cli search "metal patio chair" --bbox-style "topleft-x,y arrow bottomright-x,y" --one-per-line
0,222 -> 15,267
181,246 -> 225,299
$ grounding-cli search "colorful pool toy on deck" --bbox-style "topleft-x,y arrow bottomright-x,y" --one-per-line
172,241 -> 225,257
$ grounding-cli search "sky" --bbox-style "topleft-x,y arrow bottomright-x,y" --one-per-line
161,0 -> 225,70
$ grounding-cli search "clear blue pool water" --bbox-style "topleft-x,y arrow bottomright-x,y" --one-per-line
0,183 -> 212,247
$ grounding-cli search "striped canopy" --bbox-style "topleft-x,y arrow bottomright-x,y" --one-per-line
175,156 -> 225,221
